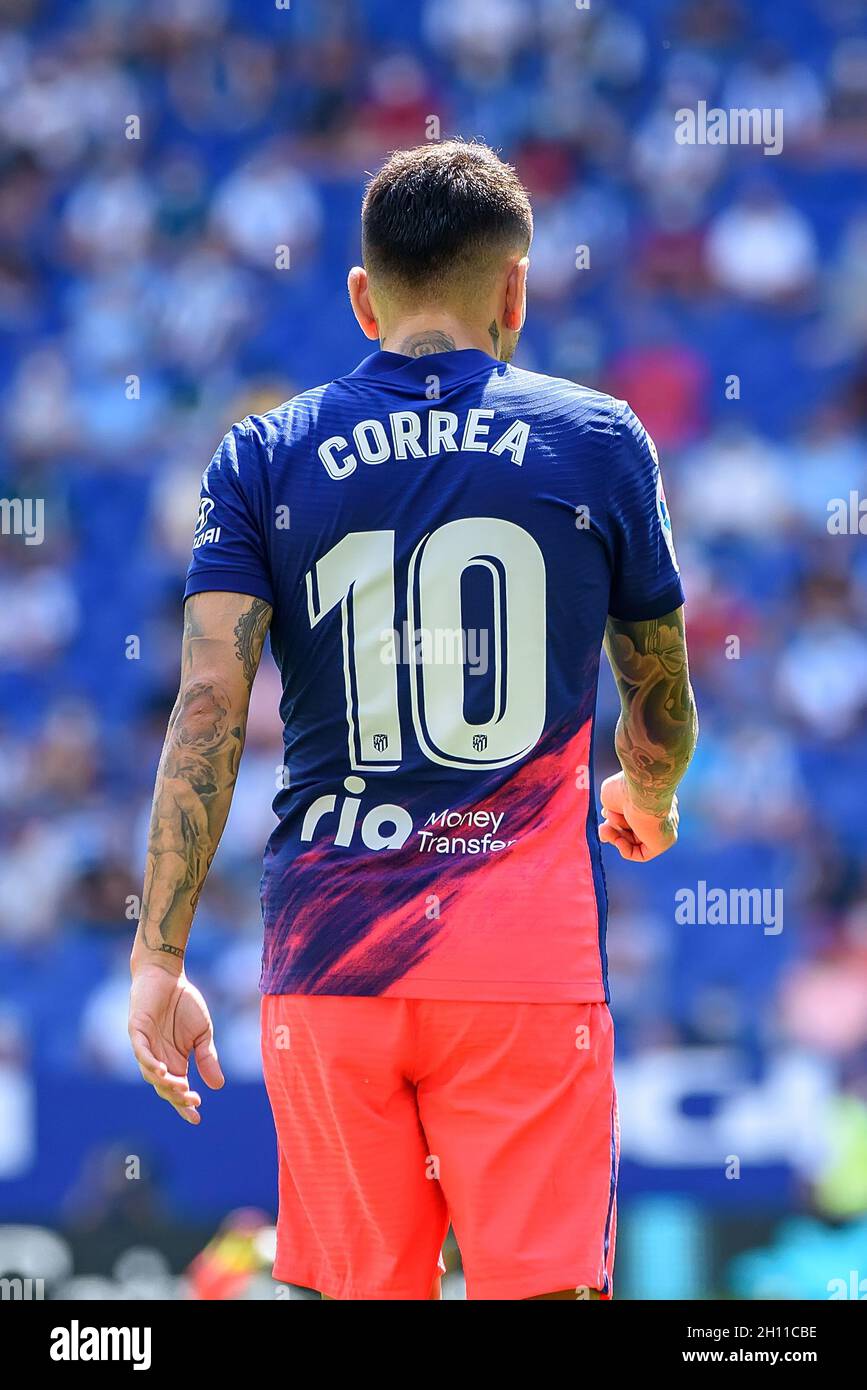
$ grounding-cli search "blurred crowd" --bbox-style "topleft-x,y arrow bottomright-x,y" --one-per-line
1,0 -> 867,1275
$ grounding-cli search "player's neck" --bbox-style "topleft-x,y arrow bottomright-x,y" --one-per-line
380,313 -> 499,361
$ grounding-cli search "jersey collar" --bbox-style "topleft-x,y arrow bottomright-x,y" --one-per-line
348,348 -> 500,384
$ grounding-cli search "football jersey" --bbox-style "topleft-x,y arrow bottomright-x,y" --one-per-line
185,348 -> 684,1002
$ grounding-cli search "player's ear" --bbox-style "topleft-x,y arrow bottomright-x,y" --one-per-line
503,256 -> 529,333
348,267 -> 380,341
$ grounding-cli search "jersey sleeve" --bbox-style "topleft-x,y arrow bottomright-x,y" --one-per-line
606,399 -> 685,622
184,422 -> 275,606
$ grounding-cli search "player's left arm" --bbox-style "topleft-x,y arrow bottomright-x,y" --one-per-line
128,589 -> 272,1123
601,605 -> 698,861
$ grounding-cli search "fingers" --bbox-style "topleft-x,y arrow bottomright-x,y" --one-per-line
194,1035 -> 225,1091
599,821 -> 641,859
129,1029 -> 182,1089
600,791 -> 679,861
154,1080 -> 202,1124
128,1027 -> 163,1083
129,1027 -> 202,1122
600,818 -> 664,861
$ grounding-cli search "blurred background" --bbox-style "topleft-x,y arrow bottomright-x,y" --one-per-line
1,0 -> 867,1300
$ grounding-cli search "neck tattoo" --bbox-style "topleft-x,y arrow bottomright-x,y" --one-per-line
397,331 -> 458,357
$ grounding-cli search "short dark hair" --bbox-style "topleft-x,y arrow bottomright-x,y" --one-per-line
361,140 -> 533,299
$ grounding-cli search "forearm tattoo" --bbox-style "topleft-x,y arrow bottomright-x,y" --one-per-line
605,608 -> 698,819
139,594 -> 272,958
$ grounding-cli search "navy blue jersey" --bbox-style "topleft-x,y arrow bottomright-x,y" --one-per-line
185,349 -> 683,1001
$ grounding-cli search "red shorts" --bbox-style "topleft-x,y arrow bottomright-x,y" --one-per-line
261,995 -> 618,1301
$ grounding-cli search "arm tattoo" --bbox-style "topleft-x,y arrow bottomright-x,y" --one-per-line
139,594 -> 272,959
183,602 -> 203,643
141,677 -> 242,955
234,598 -> 272,687
604,608 -> 698,818
397,331 -> 457,357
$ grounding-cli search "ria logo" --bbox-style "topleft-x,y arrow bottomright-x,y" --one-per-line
193,496 -> 221,549
301,776 -> 413,850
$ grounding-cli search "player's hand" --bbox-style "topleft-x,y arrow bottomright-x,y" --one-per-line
128,962 -> 224,1124
598,771 -> 678,862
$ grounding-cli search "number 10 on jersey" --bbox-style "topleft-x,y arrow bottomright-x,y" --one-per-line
306,517 -> 547,773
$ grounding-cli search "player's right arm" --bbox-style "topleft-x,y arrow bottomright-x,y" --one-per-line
128,588 -> 272,1122
600,605 -> 698,862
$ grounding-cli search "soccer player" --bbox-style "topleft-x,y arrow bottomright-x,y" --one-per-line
128,140 -> 698,1301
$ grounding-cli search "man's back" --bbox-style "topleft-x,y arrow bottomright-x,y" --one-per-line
132,137 -> 697,1301
185,347 -> 684,1000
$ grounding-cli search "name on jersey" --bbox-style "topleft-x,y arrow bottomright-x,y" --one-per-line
318,410 -> 530,480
